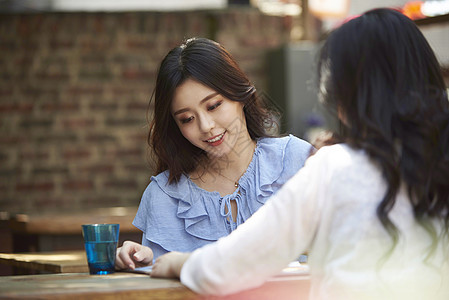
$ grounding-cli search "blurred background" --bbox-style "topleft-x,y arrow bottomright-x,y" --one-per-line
0,0 -> 448,256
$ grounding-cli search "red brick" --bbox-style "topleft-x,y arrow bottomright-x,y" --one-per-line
17,17 -> 40,37
79,164 -> 115,174
85,134 -> 117,143
126,101 -> 148,111
0,87 -> 13,97
62,118 -> 95,129
89,102 -> 118,112
19,118 -> 53,129
79,54 -> 106,64
114,148 -> 143,158
19,151 -> 50,161
63,180 -> 94,191
0,103 -> 34,113
62,149 -> 91,160
0,136 -> 25,145
110,87 -> 135,95
125,38 -> 156,50
121,69 -> 153,80
67,86 -> 104,96
104,179 -> 138,190
36,134 -> 78,144
32,167 -> 69,176
34,71 -> 70,81
80,38 -> 113,51
22,86 -> 60,98
93,16 -> 105,33
124,164 -> 151,173
15,182 -> 54,192
110,86 -> 151,97
40,102 -> 80,112
127,133 -> 147,143
49,39 -> 75,50
105,117 -> 144,127
14,56 -> 34,67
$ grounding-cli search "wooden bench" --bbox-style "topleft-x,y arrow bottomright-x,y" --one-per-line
0,250 -> 88,273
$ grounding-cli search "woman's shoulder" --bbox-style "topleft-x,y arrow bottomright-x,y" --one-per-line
259,134 -> 311,149
257,134 -> 313,161
240,135 -> 313,202
143,170 -> 191,201
307,143 -> 373,174
312,143 -> 363,161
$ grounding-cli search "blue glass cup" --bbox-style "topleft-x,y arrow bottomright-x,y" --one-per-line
81,224 -> 120,275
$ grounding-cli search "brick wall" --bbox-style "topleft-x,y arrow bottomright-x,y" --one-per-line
0,8 -> 294,213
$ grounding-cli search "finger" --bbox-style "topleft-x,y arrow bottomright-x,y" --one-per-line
115,255 -> 127,270
115,247 -> 129,270
133,247 -> 154,265
118,242 -> 139,269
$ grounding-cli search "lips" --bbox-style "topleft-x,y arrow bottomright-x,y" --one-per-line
204,131 -> 226,146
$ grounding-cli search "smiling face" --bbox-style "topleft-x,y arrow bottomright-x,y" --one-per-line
171,78 -> 249,160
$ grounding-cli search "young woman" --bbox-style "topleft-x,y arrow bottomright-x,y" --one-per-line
115,38 -> 313,269
150,9 -> 449,300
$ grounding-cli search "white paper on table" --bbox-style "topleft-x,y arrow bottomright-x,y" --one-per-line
126,265 -> 153,274
276,261 -> 310,277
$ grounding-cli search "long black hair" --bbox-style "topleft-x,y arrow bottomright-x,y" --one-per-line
318,8 -> 449,247
148,38 -> 276,183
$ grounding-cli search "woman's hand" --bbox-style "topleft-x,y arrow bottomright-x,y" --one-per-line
150,251 -> 191,278
115,241 -> 154,270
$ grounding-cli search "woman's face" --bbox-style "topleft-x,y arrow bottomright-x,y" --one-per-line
171,78 -> 248,159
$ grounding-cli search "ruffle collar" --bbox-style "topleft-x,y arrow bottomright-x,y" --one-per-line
149,136 -> 292,243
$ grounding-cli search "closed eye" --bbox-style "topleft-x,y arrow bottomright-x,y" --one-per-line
207,101 -> 222,111
180,116 -> 194,124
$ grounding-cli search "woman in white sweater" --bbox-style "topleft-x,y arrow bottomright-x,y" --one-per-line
149,8 -> 449,299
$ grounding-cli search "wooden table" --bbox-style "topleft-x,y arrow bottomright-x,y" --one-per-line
1,207 -> 142,253
0,272 -> 311,300
0,250 -> 88,273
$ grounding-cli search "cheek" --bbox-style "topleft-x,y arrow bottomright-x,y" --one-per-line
178,126 -> 189,139
221,103 -> 243,122
178,125 -> 197,145
226,107 -> 246,130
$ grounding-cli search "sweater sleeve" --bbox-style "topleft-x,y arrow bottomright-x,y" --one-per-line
180,149 -> 328,295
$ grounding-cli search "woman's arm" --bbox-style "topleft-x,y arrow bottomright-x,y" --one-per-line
151,251 -> 191,278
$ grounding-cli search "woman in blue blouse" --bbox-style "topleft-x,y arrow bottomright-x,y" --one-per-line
115,37 -> 313,270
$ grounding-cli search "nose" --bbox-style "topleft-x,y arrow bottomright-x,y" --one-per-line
198,112 -> 215,133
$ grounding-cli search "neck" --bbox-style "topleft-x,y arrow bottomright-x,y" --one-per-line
195,135 -> 256,186
214,136 -> 255,170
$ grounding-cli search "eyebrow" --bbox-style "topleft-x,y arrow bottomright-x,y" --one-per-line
173,92 -> 219,116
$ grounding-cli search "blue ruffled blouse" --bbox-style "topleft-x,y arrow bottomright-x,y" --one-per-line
133,135 -> 313,258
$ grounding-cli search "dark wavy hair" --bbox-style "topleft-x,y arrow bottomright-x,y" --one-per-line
148,38 -> 277,183
318,8 -> 449,248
